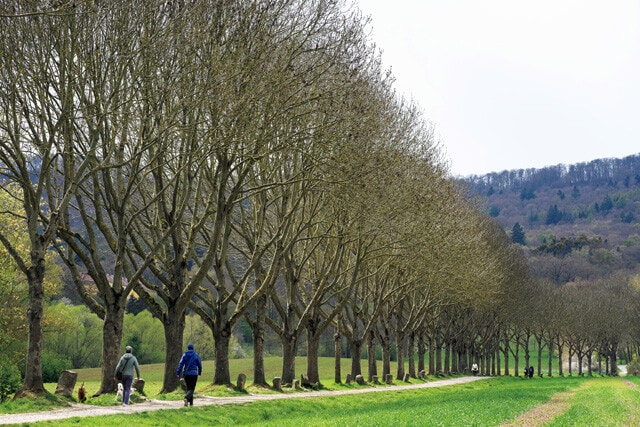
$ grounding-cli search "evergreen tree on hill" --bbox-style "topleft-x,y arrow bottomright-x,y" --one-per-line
511,223 -> 526,245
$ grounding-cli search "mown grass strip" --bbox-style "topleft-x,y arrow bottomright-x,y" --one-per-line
29,376 -> 587,427
546,377 -> 640,427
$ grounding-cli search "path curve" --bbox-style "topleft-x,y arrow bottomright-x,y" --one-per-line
0,376 -> 489,425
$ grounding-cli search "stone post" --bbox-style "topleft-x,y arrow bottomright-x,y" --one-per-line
301,374 -> 311,387
55,370 -> 77,397
132,378 -> 145,394
237,373 -> 247,391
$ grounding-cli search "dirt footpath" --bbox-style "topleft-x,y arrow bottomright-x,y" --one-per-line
0,376 -> 488,425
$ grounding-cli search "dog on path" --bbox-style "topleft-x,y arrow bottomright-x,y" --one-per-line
78,383 -> 87,403
115,383 -> 136,402
115,383 -> 124,401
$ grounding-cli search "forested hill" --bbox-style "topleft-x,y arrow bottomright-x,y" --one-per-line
459,153 -> 640,251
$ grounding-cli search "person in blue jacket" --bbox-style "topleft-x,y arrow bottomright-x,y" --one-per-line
176,343 -> 202,406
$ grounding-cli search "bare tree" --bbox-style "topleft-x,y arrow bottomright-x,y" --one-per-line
51,0 -> 167,395
0,1 -> 98,397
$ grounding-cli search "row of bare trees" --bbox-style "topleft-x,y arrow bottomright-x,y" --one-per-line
0,0 -> 516,396
6,0 -> 632,402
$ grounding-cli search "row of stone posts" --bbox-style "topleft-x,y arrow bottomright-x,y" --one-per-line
58,367 -> 433,400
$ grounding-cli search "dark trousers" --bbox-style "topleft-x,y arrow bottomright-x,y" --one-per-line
184,374 -> 198,405
122,375 -> 134,404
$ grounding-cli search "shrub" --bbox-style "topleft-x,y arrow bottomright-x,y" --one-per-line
0,360 -> 22,402
42,349 -> 72,383
626,358 -> 640,376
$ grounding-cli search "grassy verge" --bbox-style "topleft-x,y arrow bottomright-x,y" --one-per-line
546,376 -> 640,426
1,357 -> 454,414
8,376 -> 598,426
3,356 -> 635,426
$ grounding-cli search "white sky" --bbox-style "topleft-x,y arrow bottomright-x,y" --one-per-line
356,0 -> 640,176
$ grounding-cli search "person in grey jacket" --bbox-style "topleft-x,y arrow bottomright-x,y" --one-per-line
176,343 -> 202,406
114,345 -> 141,405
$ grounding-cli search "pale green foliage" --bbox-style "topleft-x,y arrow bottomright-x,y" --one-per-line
123,311 -> 165,364
44,303 -> 103,368
626,357 -> 640,375
0,360 -> 21,402
183,314 -> 214,359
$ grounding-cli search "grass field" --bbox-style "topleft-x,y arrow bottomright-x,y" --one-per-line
6,376 -> 640,426
2,356 -> 637,426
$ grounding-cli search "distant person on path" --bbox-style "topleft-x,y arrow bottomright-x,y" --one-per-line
528,366 -> 534,378
176,343 -> 202,407
114,345 -> 141,406
471,363 -> 479,376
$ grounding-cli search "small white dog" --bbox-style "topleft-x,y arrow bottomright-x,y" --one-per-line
115,383 -> 136,402
115,383 -> 124,402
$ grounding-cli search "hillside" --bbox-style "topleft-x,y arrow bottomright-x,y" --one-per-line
460,153 -> 640,271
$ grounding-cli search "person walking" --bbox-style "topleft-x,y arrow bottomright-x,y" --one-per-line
471,363 -> 479,376
176,343 -> 202,407
114,345 -> 141,406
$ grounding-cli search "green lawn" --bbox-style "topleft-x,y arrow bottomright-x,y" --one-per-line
15,376 -> 640,426
3,356 -> 635,426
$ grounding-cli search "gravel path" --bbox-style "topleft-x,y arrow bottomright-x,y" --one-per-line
0,376 -> 489,425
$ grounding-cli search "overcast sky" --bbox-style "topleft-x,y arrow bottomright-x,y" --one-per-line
356,0 -> 640,177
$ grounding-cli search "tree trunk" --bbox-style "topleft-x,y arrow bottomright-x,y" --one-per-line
577,352 -> 583,376
281,333 -> 298,384
160,308 -> 186,393
381,333 -> 392,378
417,333 -> 426,374
396,331 -> 405,380
557,337 -> 564,376
306,326 -> 321,384
514,340 -> 520,377
568,347 -> 574,376
367,330 -> 377,382
350,339 -> 363,378
503,335 -> 510,376
428,335 -> 435,375
407,332 -> 416,377
610,343 -> 618,376
450,342 -> 457,373
213,321 -> 232,385
443,342 -> 450,374
15,262 -> 46,398
94,304 -> 125,396
334,330 -> 342,384
537,339 -> 543,377
251,295 -> 268,386
435,335 -> 443,374
548,340 -> 554,377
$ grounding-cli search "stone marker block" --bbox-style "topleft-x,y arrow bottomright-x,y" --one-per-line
237,373 -> 246,390
55,370 -> 77,397
132,378 -> 145,393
